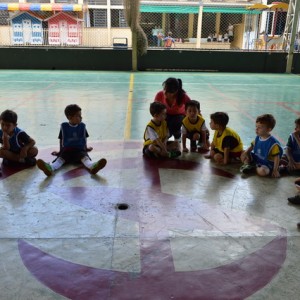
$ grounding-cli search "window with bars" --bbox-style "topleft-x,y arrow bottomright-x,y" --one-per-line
266,11 -> 287,35
111,9 -> 127,27
0,10 -> 9,25
89,9 -> 107,27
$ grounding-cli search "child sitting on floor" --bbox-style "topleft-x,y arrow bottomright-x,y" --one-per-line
182,100 -> 209,153
0,109 -> 38,175
240,114 -> 283,177
143,102 -> 181,159
37,104 -> 106,176
287,178 -> 300,228
280,117 -> 300,174
206,112 -> 243,165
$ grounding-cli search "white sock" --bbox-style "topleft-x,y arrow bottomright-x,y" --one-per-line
51,157 -> 65,171
81,156 -> 93,168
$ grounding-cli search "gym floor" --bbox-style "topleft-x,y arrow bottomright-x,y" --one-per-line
0,70 -> 300,299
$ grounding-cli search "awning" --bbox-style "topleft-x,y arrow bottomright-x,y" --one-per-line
269,3 -> 288,11
140,5 -> 260,14
247,2 -> 288,11
0,3 -> 82,11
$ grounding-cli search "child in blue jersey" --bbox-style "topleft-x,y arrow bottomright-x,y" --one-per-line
37,104 -> 106,176
143,102 -> 181,159
0,109 -> 38,174
280,118 -> 300,174
240,114 -> 283,177
205,112 -> 243,165
287,178 -> 300,207
182,100 -> 209,152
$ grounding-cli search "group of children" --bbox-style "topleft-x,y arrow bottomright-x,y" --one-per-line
0,105 -> 107,177
1,100 -> 300,226
143,100 -> 285,178
143,100 -> 300,226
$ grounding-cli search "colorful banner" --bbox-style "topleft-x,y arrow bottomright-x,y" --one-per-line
0,3 -> 83,12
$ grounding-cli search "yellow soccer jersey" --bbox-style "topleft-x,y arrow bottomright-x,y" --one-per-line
143,120 -> 168,146
213,127 -> 243,153
182,115 -> 205,133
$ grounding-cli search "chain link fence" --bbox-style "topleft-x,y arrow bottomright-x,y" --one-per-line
0,0 -> 299,52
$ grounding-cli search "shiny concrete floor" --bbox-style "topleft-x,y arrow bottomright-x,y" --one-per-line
0,71 -> 300,299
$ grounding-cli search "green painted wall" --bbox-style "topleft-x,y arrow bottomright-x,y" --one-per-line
0,48 -> 299,73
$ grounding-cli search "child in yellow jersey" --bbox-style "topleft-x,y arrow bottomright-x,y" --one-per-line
240,114 -> 283,177
206,112 -> 243,165
143,102 -> 181,159
182,100 -> 209,152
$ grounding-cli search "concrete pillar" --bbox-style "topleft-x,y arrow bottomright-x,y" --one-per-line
196,5 -> 203,48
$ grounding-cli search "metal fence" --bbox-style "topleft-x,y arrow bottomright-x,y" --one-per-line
0,0 -> 299,52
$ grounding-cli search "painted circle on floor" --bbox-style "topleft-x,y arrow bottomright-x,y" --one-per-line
1,141 -> 287,299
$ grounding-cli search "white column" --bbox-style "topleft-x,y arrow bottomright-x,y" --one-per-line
286,0 -> 300,73
107,0 -> 111,46
196,1 -> 203,49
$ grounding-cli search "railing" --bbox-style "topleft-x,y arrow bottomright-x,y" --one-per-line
0,0 -> 298,52
0,26 -> 297,52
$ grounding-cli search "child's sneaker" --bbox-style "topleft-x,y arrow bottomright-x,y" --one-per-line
24,157 -> 37,166
279,155 -> 289,166
169,150 -> 181,158
287,195 -> 300,205
190,140 -> 197,152
197,146 -> 209,153
2,158 -> 10,166
240,163 -> 256,174
279,165 -> 289,175
37,159 -> 53,176
90,158 -> 107,175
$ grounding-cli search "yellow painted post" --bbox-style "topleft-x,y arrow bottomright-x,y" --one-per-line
215,13 -> 221,35
188,14 -> 194,38
162,13 -> 166,35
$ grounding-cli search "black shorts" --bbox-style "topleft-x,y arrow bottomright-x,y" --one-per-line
166,114 -> 185,139
143,145 -> 158,158
186,130 -> 210,141
58,149 -> 88,163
